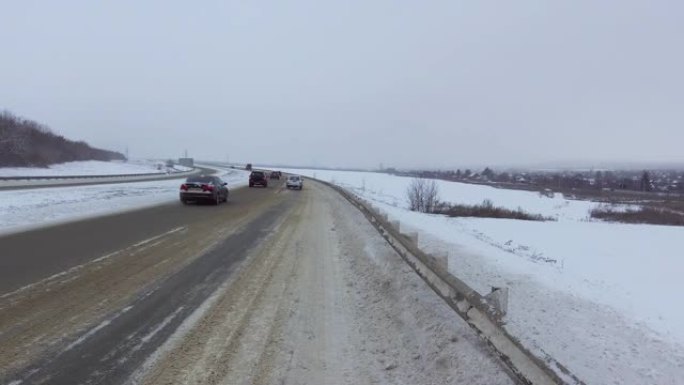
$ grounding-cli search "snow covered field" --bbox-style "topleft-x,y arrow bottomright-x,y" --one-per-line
0,167 -> 250,235
281,168 -> 684,385
0,160 -> 190,177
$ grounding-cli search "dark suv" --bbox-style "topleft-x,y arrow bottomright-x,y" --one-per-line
249,171 -> 268,187
180,175 -> 228,205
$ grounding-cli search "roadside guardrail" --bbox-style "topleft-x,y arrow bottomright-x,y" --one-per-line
0,170 -> 195,181
318,179 -> 585,385
0,168 -> 203,190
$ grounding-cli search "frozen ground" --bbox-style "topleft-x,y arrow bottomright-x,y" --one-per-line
0,167 -> 250,235
0,160 -> 190,177
280,168 -> 684,385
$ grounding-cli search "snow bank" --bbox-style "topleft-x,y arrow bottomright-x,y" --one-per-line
0,160 -> 184,177
282,168 -> 684,385
0,168 -> 250,235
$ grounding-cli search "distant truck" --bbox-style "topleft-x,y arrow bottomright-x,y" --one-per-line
178,158 -> 194,167
245,163 -> 253,171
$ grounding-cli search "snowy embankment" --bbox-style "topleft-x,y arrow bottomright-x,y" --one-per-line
0,160 -> 190,178
0,166 -> 250,235
282,168 -> 684,385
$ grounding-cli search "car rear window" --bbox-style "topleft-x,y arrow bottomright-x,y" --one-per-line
186,176 -> 213,183
251,172 -> 264,177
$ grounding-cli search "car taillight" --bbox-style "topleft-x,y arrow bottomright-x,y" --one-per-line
202,184 -> 214,192
180,184 -> 188,191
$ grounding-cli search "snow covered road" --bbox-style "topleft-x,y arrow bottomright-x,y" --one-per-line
141,181 -> 514,385
0,178 -> 515,384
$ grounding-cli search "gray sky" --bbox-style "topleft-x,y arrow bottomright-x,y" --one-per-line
1,0 -> 683,169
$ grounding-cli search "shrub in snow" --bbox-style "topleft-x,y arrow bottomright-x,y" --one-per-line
406,178 -> 440,213
590,205 -> 684,226
435,199 -> 551,221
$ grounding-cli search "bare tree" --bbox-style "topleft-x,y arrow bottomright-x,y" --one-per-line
407,178 -> 424,211
407,178 -> 440,213
640,171 -> 652,192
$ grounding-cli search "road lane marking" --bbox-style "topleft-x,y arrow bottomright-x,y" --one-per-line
63,319 -> 112,352
132,226 -> 186,248
140,307 -> 184,345
0,226 -> 187,300
63,305 -> 136,353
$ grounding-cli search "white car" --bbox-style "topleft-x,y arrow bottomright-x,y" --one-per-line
286,175 -> 303,190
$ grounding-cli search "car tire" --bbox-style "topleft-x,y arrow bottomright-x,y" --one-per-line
214,194 -> 220,205
181,198 -> 187,205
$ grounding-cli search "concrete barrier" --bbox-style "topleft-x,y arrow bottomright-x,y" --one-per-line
485,287 -> 509,317
405,231 -> 419,246
434,252 -> 448,271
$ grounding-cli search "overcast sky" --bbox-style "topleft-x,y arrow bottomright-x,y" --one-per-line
1,0 -> 683,169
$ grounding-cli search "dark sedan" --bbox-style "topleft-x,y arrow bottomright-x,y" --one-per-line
180,175 -> 229,205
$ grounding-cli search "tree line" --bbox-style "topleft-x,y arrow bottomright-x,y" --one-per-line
0,111 -> 125,167
388,166 -> 684,194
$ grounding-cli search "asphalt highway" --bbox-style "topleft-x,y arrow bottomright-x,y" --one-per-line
0,175 -> 275,294
0,178 -> 298,384
0,177 -> 514,385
